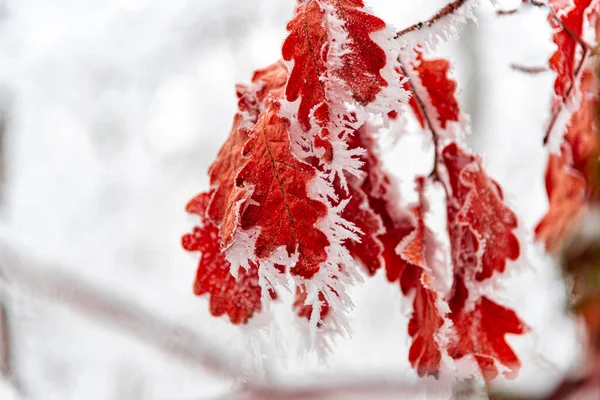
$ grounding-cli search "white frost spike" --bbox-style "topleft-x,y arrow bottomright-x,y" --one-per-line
546,77 -> 585,154
396,0 -> 481,53
225,227 -> 260,279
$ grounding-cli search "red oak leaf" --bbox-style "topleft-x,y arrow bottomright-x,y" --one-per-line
235,99 -> 330,279
342,182 -> 385,275
411,53 -> 460,130
564,69 -> 600,198
443,143 -> 520,281
207,61 -> 289,248
397,177 -> 445,378
448,277 -> 526,381
206,114 -> 252,249
282,0 -> 393,132
332,0 -> 388,105
535,144 -> 588,250
182,192 -> 271,324
536,68 -> 599,250
282,0 -> 329,132
548,0 -> 593,101
344,125 -> 413,277
407,274 -> 445,378
236,60 -> 289,122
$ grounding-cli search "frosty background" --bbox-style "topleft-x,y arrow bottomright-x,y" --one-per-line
0,0 -> 584,399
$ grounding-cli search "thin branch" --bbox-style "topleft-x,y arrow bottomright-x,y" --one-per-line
0,231 -> 244,380
213,374 -> 452,400
397,61 -> 444,181
395,0 -> 469,39
510,64 -> 549,74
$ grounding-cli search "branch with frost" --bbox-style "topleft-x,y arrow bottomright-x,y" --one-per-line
212,374 -> 452,400
0,230 -> 244,380
394,0 -> 487,51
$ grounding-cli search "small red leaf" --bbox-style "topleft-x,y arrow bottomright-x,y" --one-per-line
282,0 -> 329,132
398,178 -> 445,378
182,192 -> 269,324
535,144 -> 588,250
443,143 -> 520,281
412,52 -> 460,130
332,0 -> 388,104
448,277 -> 526,381
548,0 -> 593,101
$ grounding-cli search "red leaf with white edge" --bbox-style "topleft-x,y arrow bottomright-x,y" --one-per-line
282,0 -> 329,132
342,182 -> 385,275
236,60 -> 289,122
398,177 -> 445,378
411,53 -> 460,130
235,99 -> 330,279
448,277 -> 527,381
535,144 -> 588,250
563,69 -> 600,198
206,114 -> 252,249
332,0 -> 388,105
443,143 -> 520,281
207,61 -> 289,248
407,274 -> 445,378
548,0 -> 593,101
344,125 -> 413,277
282,0 -> 393,132
182,192 -> 271,324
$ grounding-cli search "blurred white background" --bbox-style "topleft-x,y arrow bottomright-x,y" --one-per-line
0,0 -> 585,399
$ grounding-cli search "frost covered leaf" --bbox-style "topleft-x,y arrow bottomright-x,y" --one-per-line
548,0 -> 593,102
182,192 -> 270,324
236,60 -> 289,122
537,69 -> 600,250
397,177 -> 445,378
400,50 -> 463,139
536,144 -> 588,250
282,0 -> 396,132
342,182 -> 385,275
343,125 -> 413,277
443,143 -> 520,281
282,0 -> 329,131
236,99 -> 330,279
442,143 -> 525,380
411,53 -> 459,130
448,277 -> 527,381
207,61 -> 289,249
330,0 -> 388,105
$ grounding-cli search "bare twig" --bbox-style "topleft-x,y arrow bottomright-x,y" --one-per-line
510,64 -> 549,74
0,231 -> 244,380
214,374 -> 451,400
395,0 -> 469,39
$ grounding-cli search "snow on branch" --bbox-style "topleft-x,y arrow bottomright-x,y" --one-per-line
0,229 -> 244,380
395,0 -> 489,51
